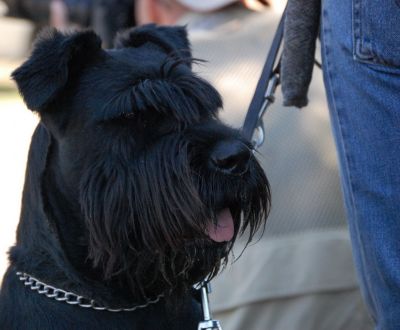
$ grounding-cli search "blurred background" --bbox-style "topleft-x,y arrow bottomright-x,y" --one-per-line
0,0 -> 37,278
0,0 -> 374,329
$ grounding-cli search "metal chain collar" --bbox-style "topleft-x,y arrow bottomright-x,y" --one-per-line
16,271 -> 164,312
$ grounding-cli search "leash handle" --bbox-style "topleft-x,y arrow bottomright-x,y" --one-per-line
242,6 -> 287,146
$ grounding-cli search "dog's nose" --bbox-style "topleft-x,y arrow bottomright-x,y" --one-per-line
210,140 -> 251,175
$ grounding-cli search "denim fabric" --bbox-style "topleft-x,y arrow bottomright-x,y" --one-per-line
353,0 -> 400,67
321,0 -> 400,328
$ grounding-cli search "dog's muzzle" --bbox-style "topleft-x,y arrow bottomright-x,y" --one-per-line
209,140 -> 251,176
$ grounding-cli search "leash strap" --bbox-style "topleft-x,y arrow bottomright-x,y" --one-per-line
242,6 -> 287,145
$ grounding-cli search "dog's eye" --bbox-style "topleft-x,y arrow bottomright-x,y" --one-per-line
120,112 -> 135,120
101,112 -> 136,126
138,111 -> 160,129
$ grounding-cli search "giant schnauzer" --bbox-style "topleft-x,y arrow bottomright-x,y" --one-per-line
0,25 -> 270,329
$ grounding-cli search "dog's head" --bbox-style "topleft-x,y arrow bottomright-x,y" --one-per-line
13,26 -> 270,300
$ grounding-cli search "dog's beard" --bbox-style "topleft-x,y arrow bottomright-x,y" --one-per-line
79,135 -> 270,301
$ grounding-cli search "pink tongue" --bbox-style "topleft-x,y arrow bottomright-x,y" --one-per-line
206,208 -> 234,242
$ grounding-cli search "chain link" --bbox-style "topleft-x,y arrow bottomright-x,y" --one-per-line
16,271 -> 164,312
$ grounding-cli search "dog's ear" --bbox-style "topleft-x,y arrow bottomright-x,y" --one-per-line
12,28 -> 102,112
114,24 -> 191,60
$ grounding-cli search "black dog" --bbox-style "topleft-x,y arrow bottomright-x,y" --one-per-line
0,25 -> 270,329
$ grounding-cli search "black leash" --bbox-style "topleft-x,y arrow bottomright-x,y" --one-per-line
242,6 -> 322,148
242,7 -> 286,147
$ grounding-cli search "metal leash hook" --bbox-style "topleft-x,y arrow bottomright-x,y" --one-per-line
251,72 -> 280,150
197,282 -> 222,330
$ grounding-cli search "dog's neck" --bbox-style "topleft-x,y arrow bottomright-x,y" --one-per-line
10,124 -> 144,306
42,146 -> 94,277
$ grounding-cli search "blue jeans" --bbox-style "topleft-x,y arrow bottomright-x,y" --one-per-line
321,0 -> 400,328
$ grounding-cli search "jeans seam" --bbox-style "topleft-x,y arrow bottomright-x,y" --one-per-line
352,0 -> 400,69
352,0 -> 360,61
322,10 -> 358,248
321,2 -> 378,321
352,0 -> 371,62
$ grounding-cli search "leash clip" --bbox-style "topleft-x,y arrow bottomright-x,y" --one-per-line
251,73 -> 280,150
197,282 -> 222,330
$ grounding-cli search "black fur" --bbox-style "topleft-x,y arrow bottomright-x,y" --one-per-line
0,25 -> 270,329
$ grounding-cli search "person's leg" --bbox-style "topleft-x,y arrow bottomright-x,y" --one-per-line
321,0 -> 400,328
